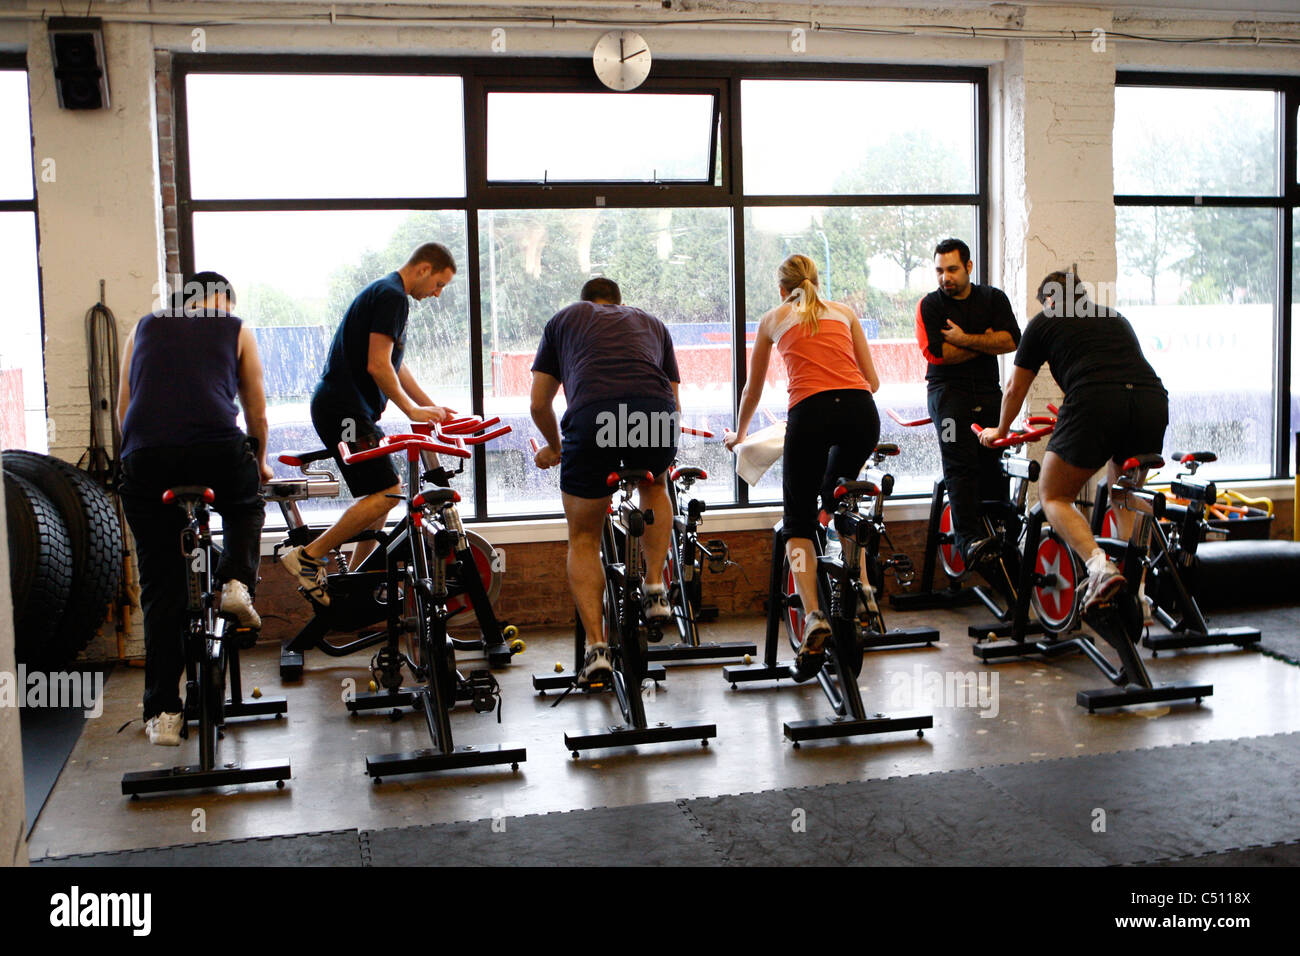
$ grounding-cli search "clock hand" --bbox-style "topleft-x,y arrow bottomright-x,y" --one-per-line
621,47 -> 648,63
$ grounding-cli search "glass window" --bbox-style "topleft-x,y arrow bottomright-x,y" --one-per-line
1117,206 -> 1278,479
0,213 -> 44,453
486,92 -> 715,183
741,80 -> 976,196
1114,87 -> 1278,197
479,207 -> 735,515
743,205 -> 978,500
0,70 -> 33,201
185,74 -> 466,199
190,209 -> 473,523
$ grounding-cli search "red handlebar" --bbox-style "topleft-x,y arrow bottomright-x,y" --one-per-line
338,436 -> 471,465
886,408 -> 931,428
528,438 -> 542,453
681,425 -> 714,438
971,423 -> 1055,447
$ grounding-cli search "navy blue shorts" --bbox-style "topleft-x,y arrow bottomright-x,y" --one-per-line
560,398 -> 678,499
310,388 -> 399,498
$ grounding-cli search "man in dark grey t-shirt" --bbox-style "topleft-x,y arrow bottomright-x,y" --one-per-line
530,278 -> 681,683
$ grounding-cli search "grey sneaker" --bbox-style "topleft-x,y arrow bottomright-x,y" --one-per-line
578,642 -> 613,685
280,545 -> 330,606
1082,560 -> 1126,612
641,585 -> 671,625
220,579 -> 261,629
146,712 -> 183,747
793,610 -> 832,681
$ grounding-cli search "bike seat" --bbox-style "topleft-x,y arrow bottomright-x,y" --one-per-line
413,488 -> 459,508
1122,454 -> 1165,472
278,448 -> 335,467
606,468 -> 655,488
873,443 -> 900,457
671,467 -> 707,482
162,485 -> 214,505
1171,451 -> 1217,464
833,479 -> 879,500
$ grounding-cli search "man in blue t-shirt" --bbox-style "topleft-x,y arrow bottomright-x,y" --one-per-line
279,243 -> 457,605
531,277 -> 681,683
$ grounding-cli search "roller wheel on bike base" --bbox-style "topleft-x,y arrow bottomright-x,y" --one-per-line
938,503 -> 965,579
1030,527 -> 1083,634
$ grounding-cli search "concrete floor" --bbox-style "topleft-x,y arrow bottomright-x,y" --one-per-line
28,604 -> 1300,859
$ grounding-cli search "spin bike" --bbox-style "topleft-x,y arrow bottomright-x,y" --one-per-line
648,425 -> 756,664
975,454 -> 1213,712
122,487 -> 291,797
338,428 -> 526,780
1090,451 -> 1260,654
722,465 -> 934,746
267,415 -> 524,681
530,446 -> 717,757
888,406 -> 1057,631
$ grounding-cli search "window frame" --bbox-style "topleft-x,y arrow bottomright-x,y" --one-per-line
1115,71 -> 1300,480
173,54 -> 989,522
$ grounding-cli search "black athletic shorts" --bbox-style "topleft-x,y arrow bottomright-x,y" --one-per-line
310,387 -> 399,498
1047,384 -> 1168,471
560,397 -> 678,499
782,388 -> 879,541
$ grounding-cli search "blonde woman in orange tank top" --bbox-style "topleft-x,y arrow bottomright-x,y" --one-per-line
724,254 -> 880,678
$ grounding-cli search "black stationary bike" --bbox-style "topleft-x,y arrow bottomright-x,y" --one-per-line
975,454 -> 1214,713
723,462 -> 934,747
121,487 -> 291,797
268,415 -> 525,681
338,428 -> 527,780
530,443 -> 717,757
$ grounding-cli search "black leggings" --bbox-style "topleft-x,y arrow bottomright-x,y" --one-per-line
781,389 -> 880,541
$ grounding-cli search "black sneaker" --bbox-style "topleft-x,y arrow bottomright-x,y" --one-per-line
961,536 -> 1001,579
792,610 -> 831,682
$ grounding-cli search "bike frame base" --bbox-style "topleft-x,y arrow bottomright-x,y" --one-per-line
647,640 -> 758,663
1076,681 -> 1213,712
366,743 -> 526,779
564,720 -> 716,755
1141,626 -> 1261,652
721,660 -> 795,683
121,758 -> 290,797
969,620 -> 1047,641
863,626 -> 939,650
784,712 -> 932,744
533,665 -> 667,692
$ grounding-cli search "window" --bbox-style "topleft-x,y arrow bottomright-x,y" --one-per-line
0,66 -> 43,454
177,60 -> 988,520
1115,76 -> 1299,481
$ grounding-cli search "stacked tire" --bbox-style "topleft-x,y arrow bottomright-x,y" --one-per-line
3,451 -> 123,669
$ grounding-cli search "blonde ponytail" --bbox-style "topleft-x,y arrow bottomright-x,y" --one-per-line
778,254 -> 827,335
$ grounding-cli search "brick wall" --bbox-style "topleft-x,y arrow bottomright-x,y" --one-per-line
155,50 -> 179,278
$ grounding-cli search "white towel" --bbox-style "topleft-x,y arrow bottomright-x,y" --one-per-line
734,421 -> 787,486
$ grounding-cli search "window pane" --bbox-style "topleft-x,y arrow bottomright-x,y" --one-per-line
191,210 -> 473,522
486,93 -> 714,183
1114,87 -> 1278,196
186,74 -> 465,199
1117,206 -> 1277,478
743,205 -> 978,500
0,71 -> 32,201
480,207 -> 735,516
0,213 -> 45,452
741,81 -> 975,196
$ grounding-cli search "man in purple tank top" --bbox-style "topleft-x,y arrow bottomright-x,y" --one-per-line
117,272 -> 274,747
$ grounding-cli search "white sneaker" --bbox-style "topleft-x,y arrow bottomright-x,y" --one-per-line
146,712 -> 183,747
578,643 -> 613,684
1082,559 -> 1126,612
641,584 -> 671,623
220,579 -> 261,629
280,545 -> 330,606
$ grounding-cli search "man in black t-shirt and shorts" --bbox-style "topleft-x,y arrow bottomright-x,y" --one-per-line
531,278 -> 681,683
916,238 -> 1022,571
279,243 -> 457,605
978,270 -> 1168,611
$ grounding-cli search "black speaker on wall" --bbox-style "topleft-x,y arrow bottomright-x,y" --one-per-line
48,17 -> 110,110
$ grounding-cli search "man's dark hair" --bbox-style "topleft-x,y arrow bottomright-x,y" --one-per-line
1036,270 -> 1091,318
407,242 -> 457,274
580,277 -> 621,304
179,271 -> 236,313
933,238 -> 971,264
